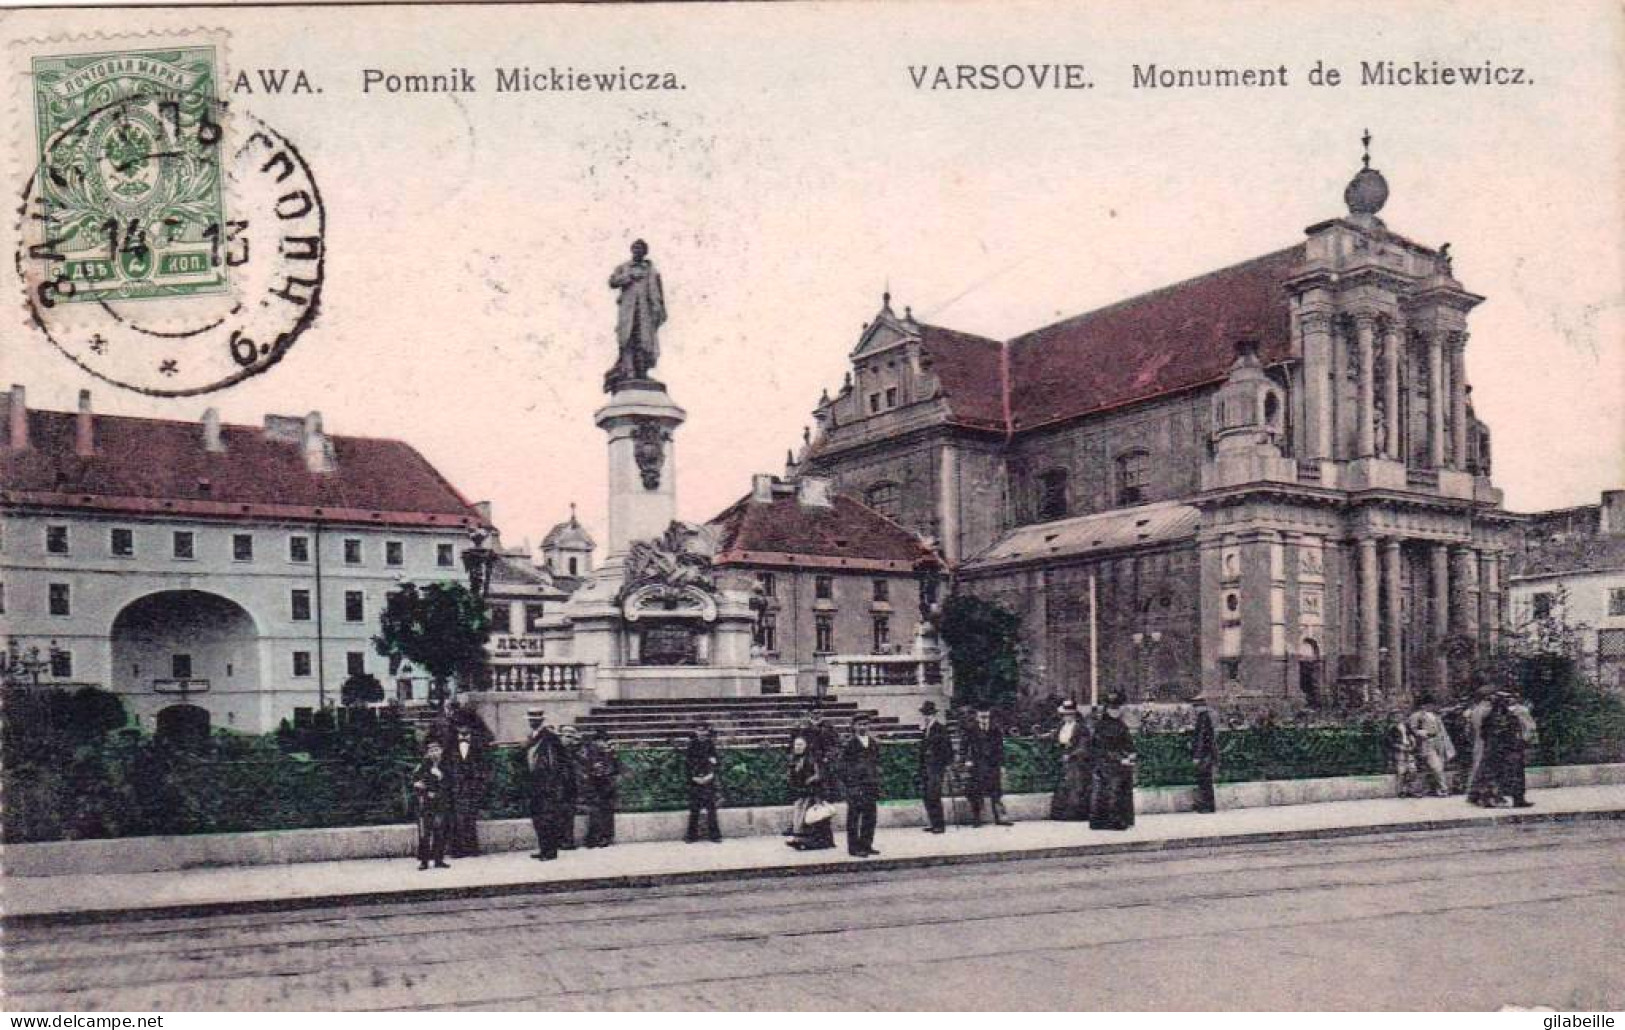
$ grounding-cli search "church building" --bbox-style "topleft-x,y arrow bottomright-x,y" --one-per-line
800,141 -> 1520,708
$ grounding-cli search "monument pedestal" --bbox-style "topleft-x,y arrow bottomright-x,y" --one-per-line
594,381 -> 686,560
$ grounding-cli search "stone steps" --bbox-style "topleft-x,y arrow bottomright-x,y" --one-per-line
574,694 -> 919,749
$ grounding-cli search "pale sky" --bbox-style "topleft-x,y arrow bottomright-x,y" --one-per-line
4,0 -> 1622,550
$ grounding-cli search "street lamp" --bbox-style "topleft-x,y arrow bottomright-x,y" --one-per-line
461,527 -> 497,601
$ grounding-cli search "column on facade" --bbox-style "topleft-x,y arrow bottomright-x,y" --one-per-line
1300,311 -> 1335,460
1381,538 -> 1404,699
1479,551 -> 1501,652
1431,543 -> 1451,695
1450,334 -> 1470,470
1382,320 -> 1402,459
1358,536 -> 1381,688
1331,318 -> 1351,459
1355,314 -> 1377,458
1453,545 -> 1480,645
1427,330 -> 1447,468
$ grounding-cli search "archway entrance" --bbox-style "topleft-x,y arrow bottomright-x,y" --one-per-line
111,591 -> 261,724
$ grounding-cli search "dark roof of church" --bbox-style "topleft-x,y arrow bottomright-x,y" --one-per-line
709,489 -> 936,571
2,407 -> 482,529
863,244 -> 1304,437
1006,245 -> 1304,430
916,323 -> 1007,430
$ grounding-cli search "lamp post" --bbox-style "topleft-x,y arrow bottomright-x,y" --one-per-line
1,639 -> 53,688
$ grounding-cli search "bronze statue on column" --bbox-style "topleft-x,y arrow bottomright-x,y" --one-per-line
605,239 -> 667,393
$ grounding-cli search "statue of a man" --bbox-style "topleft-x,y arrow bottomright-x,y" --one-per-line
605,238 -> 666,392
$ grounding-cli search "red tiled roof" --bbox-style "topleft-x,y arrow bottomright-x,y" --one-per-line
709,489 -> 936,571
2,408 -> 482,528
916,323 -> 1006,430
1006,245 -> 1304,431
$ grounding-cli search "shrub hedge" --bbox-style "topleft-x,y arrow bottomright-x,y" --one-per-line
6,677 -> 1622,843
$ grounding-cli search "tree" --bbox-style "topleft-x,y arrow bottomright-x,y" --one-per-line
938,594 -> 1022,709
372,582 -> 491,701
340,672 -> 385,708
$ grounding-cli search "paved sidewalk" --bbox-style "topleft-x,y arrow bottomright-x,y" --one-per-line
6,784 -> 1623,923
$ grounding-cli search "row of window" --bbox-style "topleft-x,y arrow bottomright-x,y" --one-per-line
754,612 -> 892,655
5,582 -> 375,624
1531,587 -> 1625,620
756,572 -> 904,603
488,603 -> 547,634
1037,452 -> 1151,521
31,649 -> 377,682
38,525 -> 457,568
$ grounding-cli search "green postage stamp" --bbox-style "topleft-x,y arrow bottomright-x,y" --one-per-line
30,45 -> 228,302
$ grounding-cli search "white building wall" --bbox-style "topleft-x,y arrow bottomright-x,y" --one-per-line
1507,569 -> 1625,689
1,508 -> 473,732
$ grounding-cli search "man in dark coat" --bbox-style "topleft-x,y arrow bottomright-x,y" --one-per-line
1190,694 -> 1219,814
1483,693 -> 1533,808
446,725 -> 490,857
411,740 -> 453,870
684,725 -> 723,842
841,714 -> 884,856
558,726 -> 583,850
918,700 -> 955,834
962,708 -> 1013,826
524,712 -> 575,861
581,729 -> 622,847
1090,693 -> 1137,830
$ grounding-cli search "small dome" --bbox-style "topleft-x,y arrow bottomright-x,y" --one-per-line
542,508 -> 595,551
1344,166 -> 1388,216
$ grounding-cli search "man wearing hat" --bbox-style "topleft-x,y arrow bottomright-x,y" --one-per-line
1048,699 -> 1093,821
524,711 -> 575,861
840,714 -> 883,856
917,701 -> 955,833
962,708 -> 1013,826
1190,694 -> 1219,814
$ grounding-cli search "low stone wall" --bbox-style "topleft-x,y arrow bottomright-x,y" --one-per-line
6,763 -> 1620,878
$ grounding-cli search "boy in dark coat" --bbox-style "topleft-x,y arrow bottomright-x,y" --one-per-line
684,725 -> 723,842
841,715 -> 884,856
581,729 -> 622,847
411,741 -> 452,870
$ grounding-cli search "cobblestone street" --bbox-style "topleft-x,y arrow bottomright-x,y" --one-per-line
5,820 -> 1621,1010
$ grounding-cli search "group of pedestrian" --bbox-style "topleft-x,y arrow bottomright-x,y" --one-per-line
410,699 -> 494,870
518,711 -> 622,862
1384,688 -> 1537,807
1029,692 -> 1149,830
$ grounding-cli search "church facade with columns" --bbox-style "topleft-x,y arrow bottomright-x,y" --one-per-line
799,141 -> 1520,708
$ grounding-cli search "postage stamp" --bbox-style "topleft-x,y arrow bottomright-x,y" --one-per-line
29,45 -> 228,303
13,34 -> 326,397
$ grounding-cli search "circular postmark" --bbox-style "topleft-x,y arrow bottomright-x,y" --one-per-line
15,88 -> 325,397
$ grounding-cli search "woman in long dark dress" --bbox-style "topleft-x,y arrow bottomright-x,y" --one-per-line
1089,693 -> 1137,830
1048,699 -> 1094,821
787,735 -> 836,850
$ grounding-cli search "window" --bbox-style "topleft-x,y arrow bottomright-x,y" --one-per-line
1609,588 -> 1625,618
567,557 -> 579,576
291,589 -> 312,622
1116,450 -> 1151,506
524,603 -> 545,632
110,528 -> 134,557
873,615 -> 891,653
172,531 -> 195,559
1221,658 -> 1241,683
756,611 -> 778,653
48,583 -> 70,616
50,649 -> 73,679
885,386 -> 898,408
757,572 -> 777,597
1038,468 -> 1069,521
292,651 -> 313,677
0,582 -> 5,614
346,651 -> 366,677
815,613 -> 835,654
1532,592 -> 1555,620
815,575 -> 834,600
864,482 -> 899,518
489,602 -> 512,634
232,533 -> 254,562
437,542 -> 455,568
46,525 -> 69,554
171,654 -> 193,680
873,578 -> 889,602
344,590 -> 365,623
869,393 -> 881,413
385,540 -> 404,567
289,535 -> 310,563
343,538 -> 362,565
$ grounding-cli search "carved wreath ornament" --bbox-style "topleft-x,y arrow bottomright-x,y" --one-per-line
632,422 -> 668,490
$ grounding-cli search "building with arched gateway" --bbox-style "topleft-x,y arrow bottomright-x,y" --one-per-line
1,387 -> 485,733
